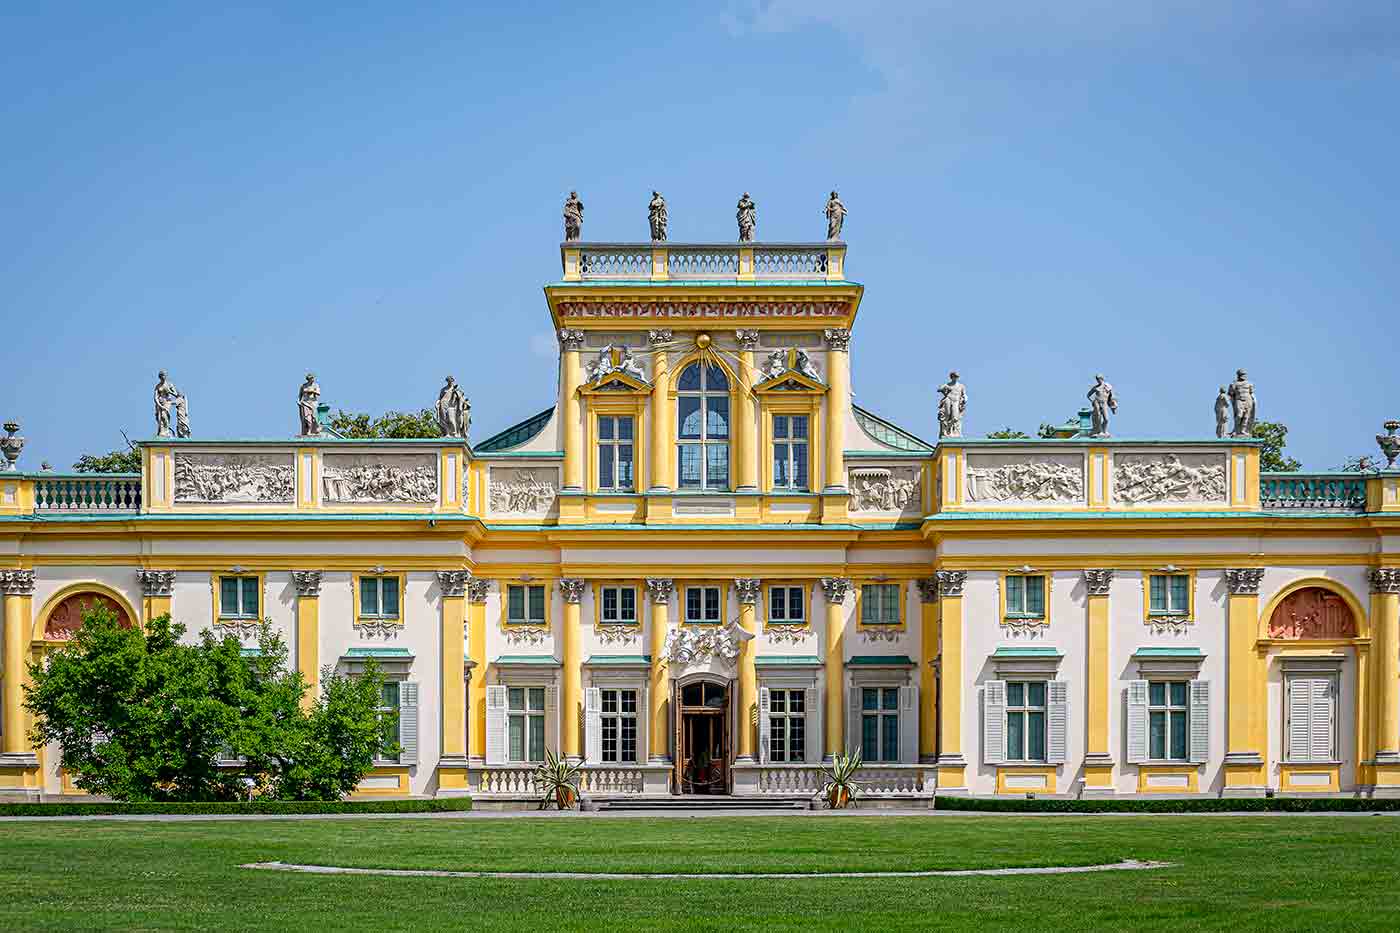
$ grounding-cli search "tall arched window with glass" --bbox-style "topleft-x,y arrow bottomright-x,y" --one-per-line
677,362 -> 729,490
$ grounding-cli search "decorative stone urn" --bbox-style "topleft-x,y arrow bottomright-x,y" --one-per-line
1378,420 -> 1400,470
0,423 -> 23,472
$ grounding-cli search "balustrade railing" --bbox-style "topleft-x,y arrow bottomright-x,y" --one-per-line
667,247 -> 739,279
33,474 -> 142,512
476,767 -> 541,797
1260,473 -> 1367,511
753,246 -> 828,278
566,243 -> 842,282
578,248 -> 652,278
752,763 -> 932,797
579,767 -> 645,794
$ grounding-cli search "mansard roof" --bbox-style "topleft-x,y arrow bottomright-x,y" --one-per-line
474,407 -> 555,453
851,404 -> 935,453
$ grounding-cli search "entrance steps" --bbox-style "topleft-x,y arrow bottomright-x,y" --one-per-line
591,795 -> 812,812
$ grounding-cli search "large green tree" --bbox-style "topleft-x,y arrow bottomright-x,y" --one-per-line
986,428 -> 1030,439
73,446 -> 141,473
1251,421 -> 1303,472
330,408 -> 439,439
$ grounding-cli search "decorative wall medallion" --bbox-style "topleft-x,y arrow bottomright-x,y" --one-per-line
1113,453 -> 1227,505
488,468 -> 558,514
322,453 -> 437,503
174,452 -> 294,503
849,466 -> 921,513
966,454 -> 1084,505
663,623 -> 742,669
1267,587 -> 1358,639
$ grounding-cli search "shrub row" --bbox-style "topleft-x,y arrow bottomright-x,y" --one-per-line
0,798 -> 472,817
933,795 -> 1400,813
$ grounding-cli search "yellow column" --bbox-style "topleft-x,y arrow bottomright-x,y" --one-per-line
437,572 -> 468,759
917,579 -> 939,762
560,329 -> 585,492
822,329 -> 849,494
292,571 -> 322,711
935,570 -> 967,790
1373,569 -> 1400,788
1082,569 -> 1114,793
1,570 -> 39,789
734,331 -> 759,491
1223,568 -> 1267,795
821,577 -> 850,758
560,579 -> 585,762
646,578 -> 673,763
647,330 -> 672,493
467,579 -> 488,763
137,570 -> 174,624
735,579 -> 760,761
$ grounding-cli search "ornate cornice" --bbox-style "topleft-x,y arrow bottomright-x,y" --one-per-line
1223,568 -> 1265,596
734,578 -> 761,605
734,329 -> 760,352
0,569 -> 36,597
1371,568 -> 1400,596
137,569 -> 176,598
558,300 -> 848,320
820,577 -> 852,604
558,328 -> 586,351
935,570 -> 966,598
823,328 -> 851,352
466,578 -> 492,603
291,570 -> 323,598
559,578 -> 586,604
915,578 -> 939,603
1082,569 -> 1114,597
436,570 -> 471,598
645,578 -> 674,603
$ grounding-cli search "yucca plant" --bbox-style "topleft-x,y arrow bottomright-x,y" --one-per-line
535,749 -> 583,810
821,749 -> 863,809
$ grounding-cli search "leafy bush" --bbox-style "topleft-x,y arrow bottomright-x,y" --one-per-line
933,796 -> 1400,813
0,799 -> 471,817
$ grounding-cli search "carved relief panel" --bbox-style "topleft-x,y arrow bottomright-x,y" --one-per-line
487,465 -> 560,517
1112,452 -> 1227,505
174,452 -> 295,503
848,465 -> 922,516
1267,587 -> 1358,639
965,453 -> 1084,506
321,453 -> 437,503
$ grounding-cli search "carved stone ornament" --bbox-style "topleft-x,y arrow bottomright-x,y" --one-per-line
322,453 -> 437,504
297,373 -> 321,437
849,466 -> 920,513
466,577 -> 491,603
915,578 -> 939,603
824,191 -> 846,241
597,624 -> 640,646
137,569 -> 176,598
586,345 -> 648,384
175,452 -> 295,503
1113,453 -> 1227,505
1371,569 -> 1400,595
503,625 -> 550,646
563,191 -> 583,242
823,328 -> 851,353
558,328 -> 586,352
663,622 -> 742,669
488,468 -> 558,515
734,329 -> 760,352
647,329 -> 674,347
966,456 -> 1084,504
645,578 -> 674,603
1086,374 -> 1117,438
291,570 -> 323,598
767,624 -> 812,646
1148,616 -> 1194,637
1082,569 -> 1114,597
820,577 -> 852,604
355,616 -> 401,639
559,300 -> 848,320
1377,421 -> 1400,470
1268,587 -> 1358,639
935,570 -> 966,598
559,578 -> 586,604
761,348 -> 823,385
937,373 -> 967,439
1224,568 -> 1265,596
734,579 -> 761,605
0,569 -> 36,596
435,376 -> 470,439
861,626 -> 905,643
1,422 -> 25,472
648,191 -> 668,241
154,372 -> 191,439
436,570 -> 471,598
1001,616 -> 1048,639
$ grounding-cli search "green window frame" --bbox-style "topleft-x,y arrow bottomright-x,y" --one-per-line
1148,681 -> 1189,762
771,414 -> 809,490
1149,574 -> 1190,615
376,681 -> 401,764
597,415 -> 635,491
600,688 -> 638,763
768,688 -> 806,763
507,584 -> 547,625
768,585 -> 805,625
860,687 -> 900,762
600,585 -> 637,625
360,576 -> 401,619
860,583 -> 900,626
1005,681 -> 1047,762
1005,575 -> 1045,618
218,576 -> 260,619
507,686 -> 547,763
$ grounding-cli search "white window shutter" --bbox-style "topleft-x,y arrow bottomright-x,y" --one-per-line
899,684 -> 919,764
847,684 -> 862,758
1046,680 -> 1068,765
545,685 -> 560,757
803,686 -> 820,764
1311,677 -> 1336,762
584,687 -> 603,763
398,681 -> 419,765
758,686 -> 771,764
1285,677 -> 1311,762
1126,680 -> 1149,764
1188,679 -> 1210,764
982,680 -> 1006,765
485,685 -> 508,766
636,685 -> 649,763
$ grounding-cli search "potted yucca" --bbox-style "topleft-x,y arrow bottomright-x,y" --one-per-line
822,749 -> 863,809
535,749 -> 582,810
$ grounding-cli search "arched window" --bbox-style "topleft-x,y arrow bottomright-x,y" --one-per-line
676,361 -> 729,490
43,592 -> 132,641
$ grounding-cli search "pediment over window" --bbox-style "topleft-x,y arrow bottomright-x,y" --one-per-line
754,348 -> 826,394
583,345 -> 651,392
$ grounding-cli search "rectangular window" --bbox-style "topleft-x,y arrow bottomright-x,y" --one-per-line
1005,681 -> 1047,762
218,576 -> 259,619
376,681 -> 401,764
685,586 -> 723,625
768,586 -> 806,625
772,414 -> 810,490
600,688 -> 639,763
507,584 -> 547,625
860,584 -> 900,626
359,575 -> 400,619
600,585 -> 637,625
597,416 -> 635,491
1005,575 -> 1045,617
860,687 -> 900,762
1286,674 -> 1338,763
1148,681 -> 1190,761
768,688 -> 806,762
1149,574 -> 1191,615
508,686 -> 547,762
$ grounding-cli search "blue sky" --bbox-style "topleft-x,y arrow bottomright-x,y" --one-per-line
3,2 -> 1397,469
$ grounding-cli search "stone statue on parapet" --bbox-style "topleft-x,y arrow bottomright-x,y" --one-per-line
824,191 -> 846,240
1228,369 -> 1257,437
648,191 -> 668,241
938,371 -> 967,438
736,192 -> 756,242
298,373 -> 321,437
154,371 -> 191,438
563,191 -> 583,242
1087,374 -> 1117,438
436,376 -> 471,438
1214,387 -> 1229,438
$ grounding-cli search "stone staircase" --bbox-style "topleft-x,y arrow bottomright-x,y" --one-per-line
590,795 -> 813,813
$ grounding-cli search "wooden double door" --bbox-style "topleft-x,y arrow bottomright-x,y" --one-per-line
674,679 -> 731,794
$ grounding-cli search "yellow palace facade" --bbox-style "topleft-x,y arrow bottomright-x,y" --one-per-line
2,237 -> 1400,804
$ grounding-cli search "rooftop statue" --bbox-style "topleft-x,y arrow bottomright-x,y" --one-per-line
1228,368 -> 1257,438
1214,386 -> 1229,439
938,371 -> 967,438
154,371 -> 191,439
1378,420 -> 1400,469
436,376 -> 471,438
1087,374 -> 1117,438
298,373 -> 321,437
563,191 -> 583,242
736,192 -> 756,242
824,190 -> 847,240
648,191 -> 668,242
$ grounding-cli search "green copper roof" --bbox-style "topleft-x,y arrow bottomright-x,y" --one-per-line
990,646 -> 1063,659
495,655 -> 562,666
754,655 -> 823,667
851,404 -> 935,453
475,407 -> 555,453
343,647 -> 413,658
585,654 -> 652,666
848,655 -> 916,666
1131,647 -> 1205,659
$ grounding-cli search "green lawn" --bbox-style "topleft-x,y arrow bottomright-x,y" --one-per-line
1,814 -> 1397,931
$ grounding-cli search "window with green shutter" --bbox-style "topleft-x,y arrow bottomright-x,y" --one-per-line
1148,681 -> 1190,761
860,584 -> 900,626
507,584 -> 547,625
1005,575 -> 1045,617
359,576 -> 400,619
218,575 -> 259,619
860,687 -> 900,762
508,686 -> 547,762
1005,681 -> 1047,762
376,681 -> 401,764
1149,574 -> 1190,615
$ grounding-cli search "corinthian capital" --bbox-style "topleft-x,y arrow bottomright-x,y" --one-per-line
820,577 -> 852,604
436,570 -> 471,598
823,328 -> 851,353
558,329 -> 586,352
292,570 -> 324,598
645,578 -> 674,603
0,569 -> 35,596
734,579 -> 761,605
935,570 -> 966,598
1081,569 -> 1114,597
559,578 -> 587,604
138,569 -> 176,598
1224,568 -> 1266,596
1371,568 -> 1400,595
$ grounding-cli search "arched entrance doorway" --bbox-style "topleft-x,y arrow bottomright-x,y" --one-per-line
674,678 -> 730,794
